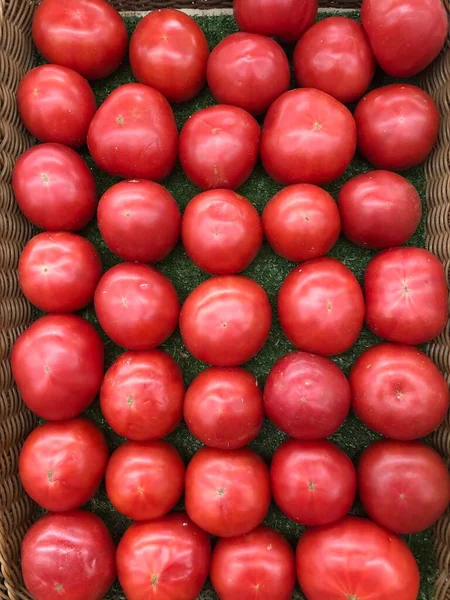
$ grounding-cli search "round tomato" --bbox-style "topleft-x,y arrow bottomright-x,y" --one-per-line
185,446 -> 271,537
262,184 -> 341,262
19,419 -> 108,512
17,65 -> 96,147
350,343 -> 449,440
354,84 -> 440,170
97,180 -> 181,263
179,105 -> 260,190
22,510 -> 116,600
278,258 -> 365,356
11,314 -> 104,420
181,189 -> 262,274
87,83 -> 178,180
117,513 -> 210,600
364,247 -> 447,344
180,276 -> 272,366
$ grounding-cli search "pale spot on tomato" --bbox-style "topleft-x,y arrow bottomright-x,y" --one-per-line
308,481 -> 315,491
127,394 -> 134,406
121,296 -> 128,308
41,173 -> 49,183
299,397 -> 307,404
116,115 -> 126,126
348,35 -> 355,41
348,595 -> 358,600
313,121 -> 322,131
246,54 -> 252,60
267,544 -> 273,550
44,365 -> 51,373
55,583 -> 64,593
125,212 -> 131,217
161,33 -> 168,41
217,487 -> 225,496
151,574 -> 159,590
327,300 -> 332,312
211,128 -> 219,134
399,493 -> 406,500
41,266 -> 49,274
33,88 -> 39,97
47,469 -> 54,483
137,485 -> 144,494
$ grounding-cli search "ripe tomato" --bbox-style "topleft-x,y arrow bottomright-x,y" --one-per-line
105,440 -> 185,521
364,247 -> 447,344
296,517 -> 420,600
94,263 -> 179,350
19,419 -> 108,512
355,84 -> 440,170
210,526 -> 296,600
185,446 -> 271,537
262,184 -> 341,262
11,314 -> 104,420
181,189 -> 262,274
22,510 -> 116,600
264,352 -> 351,439
278,258 -> 365,356
338,170 -> 422,249
17,65 -> 96,147
206,33 -> 290,115
117,513 -> 210,600
180,276 -> 272,366
179,105 -> 260,190
32,0 -> 127,80
130,9 -> 209,103
261,89 -> 356,185
97,180 -> 181,263
350,343 -> 449,440
184,367 -> 264,449
87,83 -> 178,180
100,350 -> 184,441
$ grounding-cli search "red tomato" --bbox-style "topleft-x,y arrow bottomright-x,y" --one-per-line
97,180 -> 181,263
181,189 -> 262,274
210,526 -> 296,600
180,276 -> 272,366
261,89 -> 356,185
19,419 -> 108,512
87,83 -> 178,180
350,343 -> 449,440
179,105 -> 260,190
100,350 -> 184,440
184,367 -> 264,449
364,247 -> 447,344
185,446 -> 271,537
32,0 -> 127,80
355,84 -> 440,170
22,510 -> 116,600
338,170 -> 422,249
94,263 -> 180,350
117,513 -> 210,600
207,33 -> 290,115
296,517 -> 420,600
264,352 -> 351,439
130,9 -> 209,103
262,184 -> 341,262
11,314 -> 104,420
105,440 -> 185,521
278,258 -> 365,356
17,65 -> 96,147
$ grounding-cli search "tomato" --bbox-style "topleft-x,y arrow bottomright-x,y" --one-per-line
22,510 -> 116,600
100,350 -> 184,440
354,84 -> 440,170
17,65 -> 96,147
210,526 -> 296,600
11,314 -> 104,420
130,9 -> 209,103
364,247 -> 447,344
184,367 -> 264,449
181,189 -> 262,274
180,276 -> 272,366
117,513 -> 210,600
105,440 -> 185,521
32,0 -> 127,80
94,263 -> 179,350
296,517 -> 420,600
19,419 -> 108,512
185,446 -> 271,537
97,180 -> 181,263
87,83 -> 178,180
278,258 -> 365,356
206,33 -> 290,115
264,352 -> 351,439
262,184 -> 341,262
261,89 -> 356,185
338,170 -> 422,249
179,105 -> 260,190
350,343 -> 449,440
